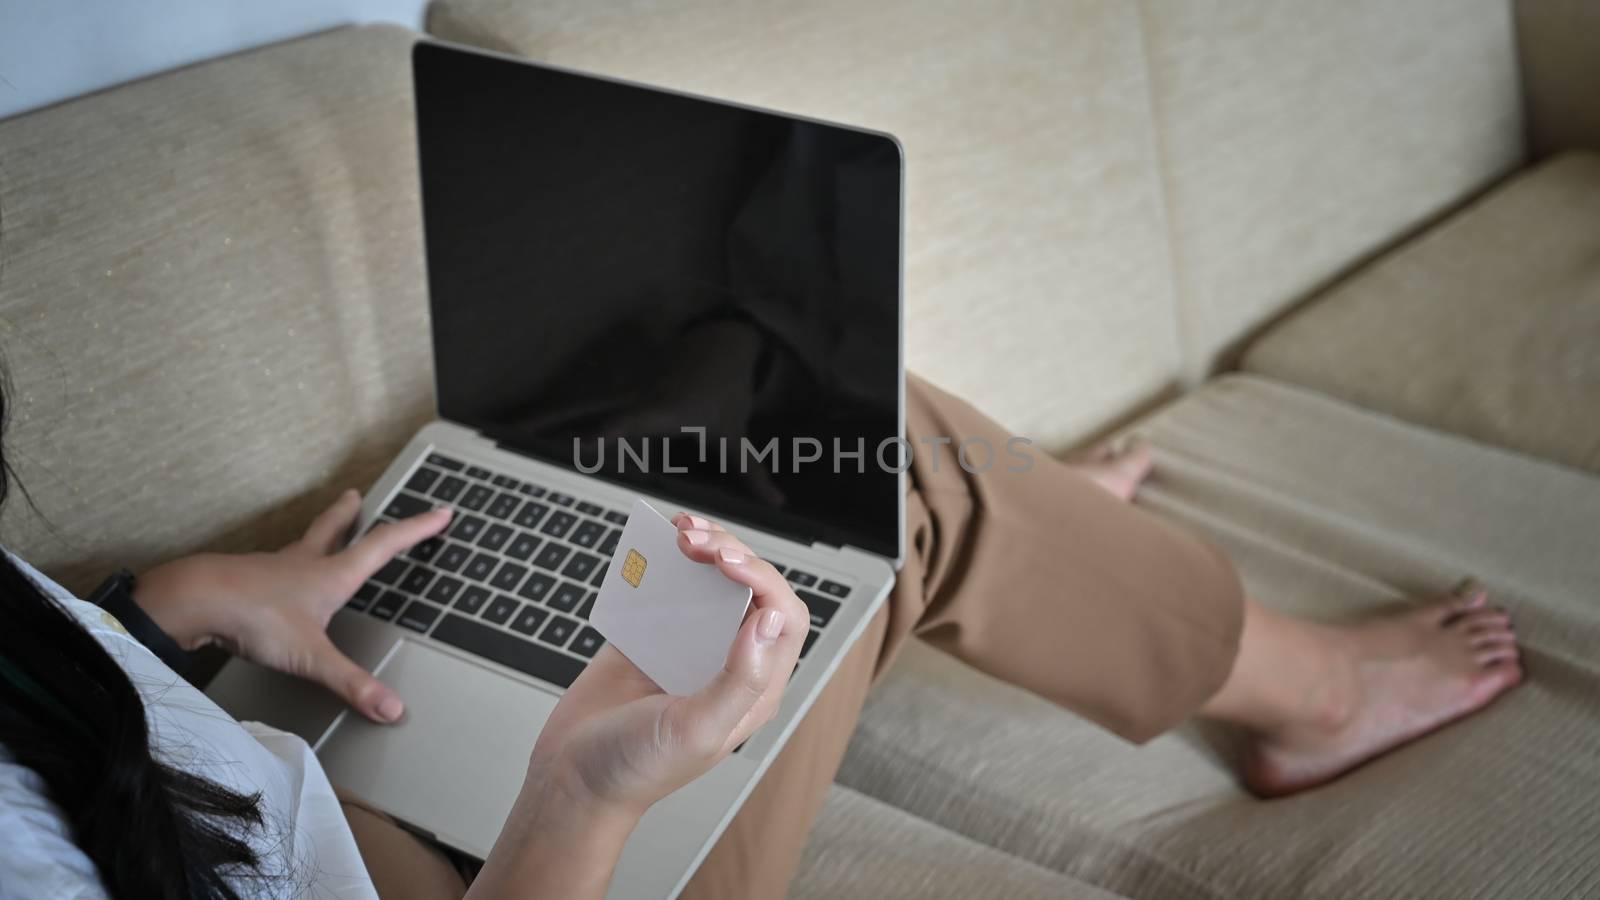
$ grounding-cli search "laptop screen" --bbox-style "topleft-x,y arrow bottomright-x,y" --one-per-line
414,42 -> 903,560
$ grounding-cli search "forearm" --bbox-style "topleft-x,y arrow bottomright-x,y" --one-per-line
467,763 -> 641,900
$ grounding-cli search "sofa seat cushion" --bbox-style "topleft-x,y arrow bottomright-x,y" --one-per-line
839,374 -> 1600,900
0,25 -> 431,593
1242,152 -> 1600,474
793,785 -> 1127,900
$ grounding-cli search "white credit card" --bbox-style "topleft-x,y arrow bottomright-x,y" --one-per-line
590,498 -> 754,695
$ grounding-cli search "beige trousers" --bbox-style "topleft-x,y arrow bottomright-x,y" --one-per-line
343,375 -> 1246,899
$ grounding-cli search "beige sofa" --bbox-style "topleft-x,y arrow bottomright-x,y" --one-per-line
0,2 -> 1595,897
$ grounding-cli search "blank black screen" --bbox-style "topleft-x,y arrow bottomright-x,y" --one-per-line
413,43 -> 903,558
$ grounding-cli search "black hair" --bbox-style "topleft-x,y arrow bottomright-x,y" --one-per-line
0,212 -> 267,896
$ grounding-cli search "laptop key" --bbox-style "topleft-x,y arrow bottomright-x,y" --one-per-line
399,566 -> 434,596
486,492 -> 521,520
492,474 -> 519,489
533,543 -> 571,572
818,580 -> 851,598
577,591 -> 596,620
397,602 -> 441,633
795,590 -> 840,628
505,533 -> 540,561
562,551 -> 601,582
787,568 -> 818,588
431,614 -> 586,688
371,590 -> 406,621
548,581 -> 586,613
576,501 -> 602,516
433,475 -> 467,503
383,492 -> 432,520
510,605 -> 548,636
547,492 -> 576,508
539,615 -> 579,648
450,514 -> 487,543
466,465 -> 492,481
405,467 -> 441,494
541,511 -> 578,539
590,562 -> 608,588
513,501 -> 549,530
426,575 -> 465,606
347,583 -> 380,612
603,509 -> 628,525
518,483 -> 547,498
455,585 -> 491,616
426,453 -> 464,471
408,536 -> 443,563
435,543 -> 471,573
519,572 -> 556,603
464,552 -> 498,583
460,484 -> 494,512
483,595 -> 519,625
491,562 -> 528,592
598,528 -> 621,556
373,558 -> 408,586
771,562 -> 787,575
570,626 -> 604,658
479,523 -> 513,552
570,520 -> 605,549
801,628 -> 820,658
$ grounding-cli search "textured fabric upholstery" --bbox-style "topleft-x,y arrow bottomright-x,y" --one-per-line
841,375 -> 1600,900
427,0 -> 1182,450
1139,0 -> 1526,378
1243,152 -> 1600,475
792,785 -> 1128,900
0,25 -> 432,594
1516,0 -> 1600,157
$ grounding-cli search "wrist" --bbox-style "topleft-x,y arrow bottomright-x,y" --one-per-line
472,760 -> 641,899
133,556 -> 235,650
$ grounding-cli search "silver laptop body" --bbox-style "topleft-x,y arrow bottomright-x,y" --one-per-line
208,39 -> 905,900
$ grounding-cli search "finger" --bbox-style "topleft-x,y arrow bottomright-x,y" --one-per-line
672,512 -> 725,533
663,601 -> 787,756
676,525 -> 754,565
299,489 -> 363,556
340,507 -> 453,580
304,631 -> 405,723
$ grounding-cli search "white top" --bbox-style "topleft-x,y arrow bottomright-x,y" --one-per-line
0,557 -> 377,899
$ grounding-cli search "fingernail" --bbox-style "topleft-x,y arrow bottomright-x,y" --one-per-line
685,529 -> 709,546
756,609 -> 784,644
378,695 -> 404,722
718,546 -> 745,565
686,514 -> 710,530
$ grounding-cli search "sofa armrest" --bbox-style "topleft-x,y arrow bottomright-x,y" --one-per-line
1516,0 -> 1600,156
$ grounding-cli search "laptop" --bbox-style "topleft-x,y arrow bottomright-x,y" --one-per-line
206,39 -> 905,899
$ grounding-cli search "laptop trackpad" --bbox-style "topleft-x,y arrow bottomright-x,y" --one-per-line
317,640 -> 558,856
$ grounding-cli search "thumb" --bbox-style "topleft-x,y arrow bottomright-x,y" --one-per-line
304,631 -> 405,724
662,606 -> 786,757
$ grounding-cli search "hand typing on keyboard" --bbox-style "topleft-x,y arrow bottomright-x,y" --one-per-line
134,488 -> 452,724
471,512 -> 808,897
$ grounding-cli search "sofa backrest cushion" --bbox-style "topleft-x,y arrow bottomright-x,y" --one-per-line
1140,0 -> 1526,378
0,25 -> 431,593
429,0 -> 1186,451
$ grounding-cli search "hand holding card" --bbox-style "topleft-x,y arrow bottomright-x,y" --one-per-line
528,508 -> 809,816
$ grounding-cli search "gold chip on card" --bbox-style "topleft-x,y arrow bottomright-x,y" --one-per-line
621,548 -> 648,587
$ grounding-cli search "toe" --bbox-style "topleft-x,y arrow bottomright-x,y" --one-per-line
1434,585 -> 1489,625
1451,607 -> 1511,633
1475,644 -> 1520,667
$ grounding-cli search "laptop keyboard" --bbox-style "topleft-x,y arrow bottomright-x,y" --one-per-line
346,452 -> 853,690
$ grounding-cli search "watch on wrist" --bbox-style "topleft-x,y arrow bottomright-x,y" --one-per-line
88,568 -> 192,674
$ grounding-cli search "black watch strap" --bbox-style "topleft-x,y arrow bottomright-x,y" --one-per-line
88,569 -> 191,675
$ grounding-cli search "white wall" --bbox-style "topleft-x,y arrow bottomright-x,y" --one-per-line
0,0 -> 430,120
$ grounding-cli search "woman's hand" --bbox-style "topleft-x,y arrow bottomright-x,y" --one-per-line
135,489 -> 451,722
470,514 -> 809,900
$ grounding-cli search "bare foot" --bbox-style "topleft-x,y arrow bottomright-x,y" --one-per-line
1075,439 -> 1154,502
1243,586 -> 1523,797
